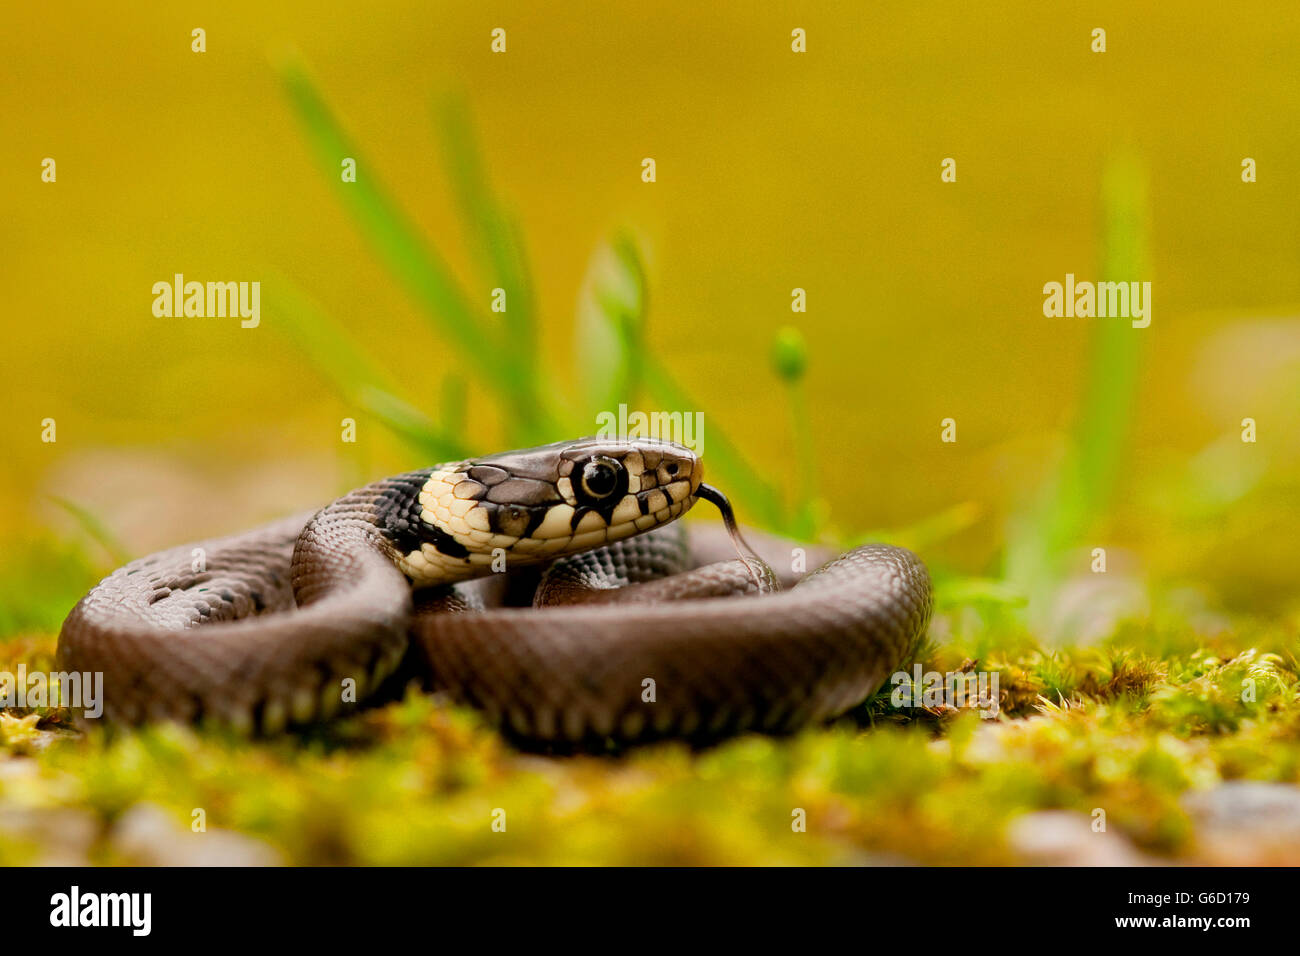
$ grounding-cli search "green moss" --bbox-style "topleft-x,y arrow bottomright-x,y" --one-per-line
3,612 -> 1299,865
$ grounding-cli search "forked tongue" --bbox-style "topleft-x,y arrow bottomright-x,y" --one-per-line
695,484 -> 776,592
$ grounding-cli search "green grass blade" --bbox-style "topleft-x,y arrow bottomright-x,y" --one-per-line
576,232 -> 647,419
933,577 -> 1028,610
266,275 -> 391,390
574,233 -> 787,531
44,497 -> 129,568
267,276 -> 468,461
1004,153 -> 1149,626
434,94 -> 538,378
1075,154 -> 1149,516
850,501 -> 983,553
356,387 -> 470,461
276,53 -> 549,432
770,326 -> 820,538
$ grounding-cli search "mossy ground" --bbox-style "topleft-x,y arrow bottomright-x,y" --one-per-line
4,595 -> 1297,866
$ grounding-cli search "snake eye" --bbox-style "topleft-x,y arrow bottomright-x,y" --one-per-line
580,458 -> 620,500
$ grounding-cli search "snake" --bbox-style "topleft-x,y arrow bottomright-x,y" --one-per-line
57,437 -> 932,747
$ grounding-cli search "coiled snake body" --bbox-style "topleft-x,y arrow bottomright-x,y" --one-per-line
58,438 -> 932,746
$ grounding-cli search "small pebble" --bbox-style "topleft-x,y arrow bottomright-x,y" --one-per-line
1007,810 -> 1153,866
110,801 -> 281,867
1183,782 -> 1300,865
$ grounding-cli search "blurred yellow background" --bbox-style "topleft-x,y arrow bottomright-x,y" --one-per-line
3,2 -> 1299,607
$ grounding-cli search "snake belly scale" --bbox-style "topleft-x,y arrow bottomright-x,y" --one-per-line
58,438 -> 933,745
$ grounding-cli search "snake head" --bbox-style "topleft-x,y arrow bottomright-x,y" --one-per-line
552,436 -> 702,509
395,438 -> 702,584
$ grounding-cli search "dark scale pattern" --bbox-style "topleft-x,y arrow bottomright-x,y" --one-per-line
369,469 -> 437,557
368,467 -> 472,562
